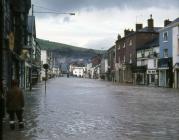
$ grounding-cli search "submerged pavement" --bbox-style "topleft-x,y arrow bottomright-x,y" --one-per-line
3,77 -> 179,140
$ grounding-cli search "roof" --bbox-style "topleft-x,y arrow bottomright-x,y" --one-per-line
167,17 -> 179,27
116,27 -> 161,43
160,17 -> 179,31
138,27 -> 162,32
27,16 -> 36,36
137,37 -> 159,51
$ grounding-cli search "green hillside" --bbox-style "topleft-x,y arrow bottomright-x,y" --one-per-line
36,38 -> 105,65
36,38 -> 102,53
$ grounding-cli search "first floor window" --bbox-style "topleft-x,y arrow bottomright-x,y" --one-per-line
163,49 -> 168,58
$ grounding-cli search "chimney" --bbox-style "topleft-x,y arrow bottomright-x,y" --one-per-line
164,19 -> 172,27
136,24 -> 143,31
117,34 -> 121,40
148,14 -> 154,29
124,29 -> 134,36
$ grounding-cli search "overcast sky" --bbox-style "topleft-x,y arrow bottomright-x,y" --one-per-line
31,0 -> 179,50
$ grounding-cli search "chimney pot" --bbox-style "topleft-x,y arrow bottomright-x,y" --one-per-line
136,24 -> 143,31
164,19 -> 172,27
148,14 -> 154,29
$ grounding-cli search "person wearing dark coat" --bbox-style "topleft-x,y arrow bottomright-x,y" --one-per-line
6,80 -> 24,129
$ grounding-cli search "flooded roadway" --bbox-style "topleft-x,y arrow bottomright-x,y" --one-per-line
3,77 -> 179,140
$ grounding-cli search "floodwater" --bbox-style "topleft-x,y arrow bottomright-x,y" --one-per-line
3,77 -> 179,140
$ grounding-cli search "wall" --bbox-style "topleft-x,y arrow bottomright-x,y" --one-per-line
172,26 -> 179,66
159,28 -> 173,58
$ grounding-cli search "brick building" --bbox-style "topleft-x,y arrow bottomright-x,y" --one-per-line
115,15 -> 161,84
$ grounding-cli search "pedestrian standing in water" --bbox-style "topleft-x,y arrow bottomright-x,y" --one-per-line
6,80 -> 24,130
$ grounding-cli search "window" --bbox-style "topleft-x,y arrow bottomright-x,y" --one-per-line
130,54 -> 132,63
141,50 -> 145,58
123,56 -> 125,63
154,59 -> 157,67
123,43 -> 126,48
141,60 -> 145,66
163,49 -> 168,58
163,32 -> 168,41
129,40 -> 132,46
118,45 -> 120,50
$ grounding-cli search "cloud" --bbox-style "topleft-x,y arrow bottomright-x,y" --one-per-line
32,0 -> 179,13
85,37 -> 115,50
33,0 -> 179,50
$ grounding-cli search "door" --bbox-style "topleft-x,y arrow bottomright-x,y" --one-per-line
159,70 -> 166,87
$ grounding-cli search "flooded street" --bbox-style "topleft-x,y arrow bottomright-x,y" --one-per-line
3,77 -> 179,140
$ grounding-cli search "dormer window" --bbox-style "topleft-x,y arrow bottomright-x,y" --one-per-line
163,31 -> 168,41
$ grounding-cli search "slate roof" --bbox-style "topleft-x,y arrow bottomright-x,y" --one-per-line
166,17 -> 179,27
137,37 -> 159,51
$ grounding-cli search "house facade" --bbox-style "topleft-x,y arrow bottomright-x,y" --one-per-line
172,19 -> 179,88
107,46 -> 115,81
115,15 -> 160,84
0,0 -> 31,89
72,67 -> 86,77
158,19 -> 179,88
135,38 -> 159,86
22,16 -> 41,89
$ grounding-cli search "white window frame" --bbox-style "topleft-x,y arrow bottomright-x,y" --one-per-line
163,49 -> 168,58
163,31 -> 168,42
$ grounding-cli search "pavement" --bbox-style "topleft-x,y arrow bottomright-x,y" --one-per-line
3,77 -> 179,140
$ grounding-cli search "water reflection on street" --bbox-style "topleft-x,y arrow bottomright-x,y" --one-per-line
3,77 -> 179,140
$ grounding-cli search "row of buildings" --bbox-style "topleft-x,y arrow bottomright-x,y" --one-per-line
105,15 -> 179,88
0,0 -> 42,91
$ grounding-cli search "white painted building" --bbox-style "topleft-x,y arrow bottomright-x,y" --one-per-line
147,46 -> 159,86
100,58 -> 108,80
172,20 -> 179,88
72,67 -> 85,77
86,63 -> 93,78
136,38 -> 159,85
40,50 -> 47,80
